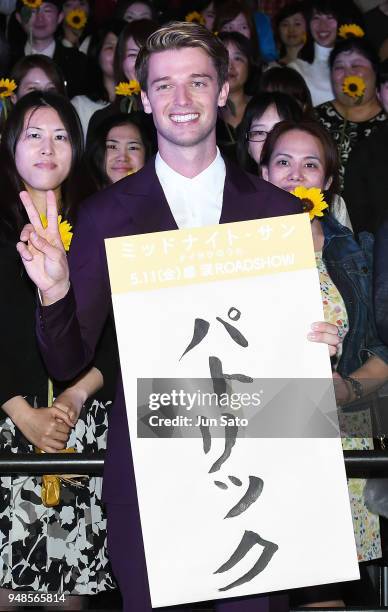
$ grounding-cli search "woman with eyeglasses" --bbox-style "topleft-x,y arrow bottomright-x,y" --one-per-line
237,92 -> 352,228
237,92 -> 303,173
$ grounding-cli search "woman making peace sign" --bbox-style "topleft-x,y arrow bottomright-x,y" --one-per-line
0,91 -> 116,600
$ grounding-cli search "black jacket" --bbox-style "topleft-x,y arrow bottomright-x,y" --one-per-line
343,123 -> 388,235
10,40 -> 88,99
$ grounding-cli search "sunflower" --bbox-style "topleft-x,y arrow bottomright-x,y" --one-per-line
185,11 -> 205,25
342,75 -> 366,99
0,78 -> 17,98
40,213 -> 73,251
115,80 -> 141,97
22,0 -> 42,7
338,23 -> 365,39
291,186 -> 328,220
65,8 -> 87,30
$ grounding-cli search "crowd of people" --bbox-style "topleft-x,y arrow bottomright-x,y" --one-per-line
1,0 -> 388,611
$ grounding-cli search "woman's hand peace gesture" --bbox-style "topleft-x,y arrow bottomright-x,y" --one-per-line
16,190 -> 70,305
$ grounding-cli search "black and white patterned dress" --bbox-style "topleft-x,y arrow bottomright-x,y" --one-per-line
315,101 -> 387,192
0,239 -> 117,594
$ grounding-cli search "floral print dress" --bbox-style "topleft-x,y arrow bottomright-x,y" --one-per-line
0,396 -> 116,594
316,251 -> 381,562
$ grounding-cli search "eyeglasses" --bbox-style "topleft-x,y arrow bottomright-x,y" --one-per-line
246,130 -> 269,142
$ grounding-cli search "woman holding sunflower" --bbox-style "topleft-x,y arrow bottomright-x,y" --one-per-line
61,0 -> 92,55
0,91 -> 117,602
71,19 -> 125,139
316,37 -> 387,192
260,118 -> 388,605
85,18 -> 158,149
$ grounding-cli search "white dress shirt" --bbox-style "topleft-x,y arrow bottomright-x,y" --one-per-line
289,43 -> 334,107
155,148 -> 226,229
71,95 -> 109,140
62,35 -> 91,55
24,39 -> 56,58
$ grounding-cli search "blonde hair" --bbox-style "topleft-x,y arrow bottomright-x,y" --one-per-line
135,21 -> 229,90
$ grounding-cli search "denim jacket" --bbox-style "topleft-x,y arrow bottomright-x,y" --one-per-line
321,214 -> 388,376
374,219 -> 388,346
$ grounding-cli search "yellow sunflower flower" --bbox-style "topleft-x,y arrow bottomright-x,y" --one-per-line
0,78 -> 17,98
22,0 -> 42,8
185,11 -> 205,25
65,8 -> 87,30
291,186 -> 328,220
342,75 -> 366,99
115,80 -> 141,97
338,23 -> 365,39
40,213 -> 73,252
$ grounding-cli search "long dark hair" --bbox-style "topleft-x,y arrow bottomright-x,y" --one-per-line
218,31 -> 261,95
11,54 -> 67,98
260,119 -> 340,205
83,112 -> 152,191
213,0 -> 260,59
61,0 -> 94,45
237,92 -> 303,172
114,0 -> 157,21
274,2 -> 307,60
298,0 -> 364,64
114,18 -> 158,85
85,20 -> 126,102
260,66 -> 314,117
0,91 -> 84,241
298,0 -> 340,64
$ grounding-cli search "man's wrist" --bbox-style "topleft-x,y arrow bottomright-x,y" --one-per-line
41,281 -> 70,306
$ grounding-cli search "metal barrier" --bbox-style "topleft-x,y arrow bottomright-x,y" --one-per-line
1,450 -> 388,476
0,451 -> 105,475
1,450 -> 388,609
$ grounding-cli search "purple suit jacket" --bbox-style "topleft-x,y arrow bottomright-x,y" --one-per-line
37,156 -> 300,504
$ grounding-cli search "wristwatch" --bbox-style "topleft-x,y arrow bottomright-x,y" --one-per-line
343,375 -> 363,400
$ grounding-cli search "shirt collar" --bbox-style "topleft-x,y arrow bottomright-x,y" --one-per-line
61,38 -> 73,48
155,147 -> 224,185
25,39 -> 56,58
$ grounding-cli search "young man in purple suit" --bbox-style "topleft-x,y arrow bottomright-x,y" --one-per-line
17,22 -> 340,612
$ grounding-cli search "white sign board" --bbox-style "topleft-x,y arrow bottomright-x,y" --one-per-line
106,215 -> 359,608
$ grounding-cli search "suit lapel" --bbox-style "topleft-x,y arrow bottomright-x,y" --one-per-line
117,157 -> 178,234
220,158 -> 262,224
116,155 -> 263,234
